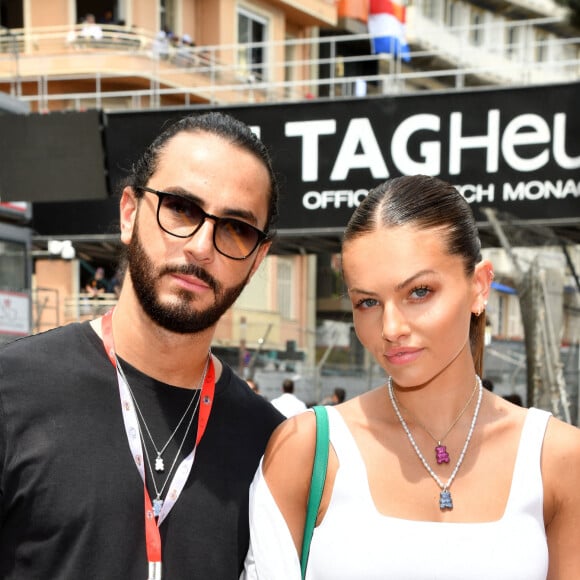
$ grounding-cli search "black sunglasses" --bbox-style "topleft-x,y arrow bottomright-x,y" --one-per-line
138,186 -> 268,260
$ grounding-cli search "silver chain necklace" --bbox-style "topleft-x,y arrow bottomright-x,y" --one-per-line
116,355 -> 210,517
116,355 -> 204,473
387,375 -> 483,510
140,388 -> 202,516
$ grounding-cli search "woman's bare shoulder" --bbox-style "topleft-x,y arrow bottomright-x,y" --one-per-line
336,385 -> 389,425
262,410 -> 317,475
543,414 -> 580,468
541,414 -> 580,517
541,415 -> 580,575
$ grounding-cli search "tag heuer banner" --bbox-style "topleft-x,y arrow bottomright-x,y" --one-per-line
5,81 -> 577,236
104,81 -> 580,229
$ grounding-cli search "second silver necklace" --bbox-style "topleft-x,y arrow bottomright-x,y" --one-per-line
115,355 -> 205,473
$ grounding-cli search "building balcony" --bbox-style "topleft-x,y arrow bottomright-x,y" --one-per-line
406,8 -> 580,89
1,20 -> 578,113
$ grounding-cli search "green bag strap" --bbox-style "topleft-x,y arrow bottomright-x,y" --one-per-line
300,405 -> 329,580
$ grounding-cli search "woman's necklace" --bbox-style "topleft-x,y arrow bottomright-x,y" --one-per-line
395,380 -> 478,464
387,375 -> 483,510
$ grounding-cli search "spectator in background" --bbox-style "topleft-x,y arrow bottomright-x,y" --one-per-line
181,34 -> 195,48
482,378 -> 494,392
504,393 -> 523,406
246,378 -> 261,395
270,378 -> 306,418
152,29 -> 170,60
85,267 -> 108,299
320,387 -> 346,406
100,10 -> 116,25
173,33 -> 196,67
108,266 -> 124,298
79,13 -> 103,41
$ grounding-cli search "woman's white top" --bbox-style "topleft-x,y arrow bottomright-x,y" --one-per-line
242,405 -> 550,580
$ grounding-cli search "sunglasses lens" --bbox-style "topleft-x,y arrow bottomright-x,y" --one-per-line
159,195 -> 204,236
216,219 -> 260,259
156,191 -> 264,259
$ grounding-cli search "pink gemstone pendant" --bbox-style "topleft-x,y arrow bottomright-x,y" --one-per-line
435,444 -> 450,464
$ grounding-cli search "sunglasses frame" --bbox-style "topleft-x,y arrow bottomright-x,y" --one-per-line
137,186 -> 268,260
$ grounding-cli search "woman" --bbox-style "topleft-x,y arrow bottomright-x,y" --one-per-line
242,175 -> 580,579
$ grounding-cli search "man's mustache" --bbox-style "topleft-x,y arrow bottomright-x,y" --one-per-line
160,263 -> 219,293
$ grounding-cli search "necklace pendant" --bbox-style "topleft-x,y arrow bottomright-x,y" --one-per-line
153,498 -> 163,517
435,444 -> 450,464
439,489 -> 453,510
155,456 -> 165,473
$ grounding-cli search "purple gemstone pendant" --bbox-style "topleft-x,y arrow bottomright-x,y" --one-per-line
435,444 -> 450,464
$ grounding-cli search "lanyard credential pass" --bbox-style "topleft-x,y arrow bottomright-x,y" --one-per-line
101,309 -> 215,580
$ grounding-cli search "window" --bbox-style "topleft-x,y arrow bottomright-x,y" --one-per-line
0,0 -> 23,28
470,9 -> 484,47
75,1 -> 118,26
237,7 -> 268,81
535,30 -> 548,63
565,44 -> 580,76
160,0 -> 176,34
423,0 -> 443,21
277,258 -> 293,319
506,24 -> 521,60
447,0 -> 460,28
284,35 -> 296,98
0,240 -> 26,291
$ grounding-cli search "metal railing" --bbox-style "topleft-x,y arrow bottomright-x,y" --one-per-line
0,19 -> 579,112
63,293 -> 118,323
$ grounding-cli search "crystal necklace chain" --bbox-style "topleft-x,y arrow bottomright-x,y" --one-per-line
396,380 -> 478,464
116,355 -> 204,474
387,375 -> 483,510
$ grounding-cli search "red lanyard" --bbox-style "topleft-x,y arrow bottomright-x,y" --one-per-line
101,309 -> 215,579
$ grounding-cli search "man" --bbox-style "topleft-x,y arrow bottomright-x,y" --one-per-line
79,13 -> 103,41
0,112 -> 284,579
85,266 -> 108,298
320,386 -> 346,405
246,378 -> 261,395
270,378 -> 307,417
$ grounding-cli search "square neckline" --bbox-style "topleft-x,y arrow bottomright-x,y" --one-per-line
325,405 -> 548,526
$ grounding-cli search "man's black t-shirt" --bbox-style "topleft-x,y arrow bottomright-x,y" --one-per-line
0,322 -> 284,579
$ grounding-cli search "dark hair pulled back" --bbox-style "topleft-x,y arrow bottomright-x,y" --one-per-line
343,175 -> 485,375
126,111 -> 279,236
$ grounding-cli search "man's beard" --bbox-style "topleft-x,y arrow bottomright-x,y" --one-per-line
126,224 -> 250,334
